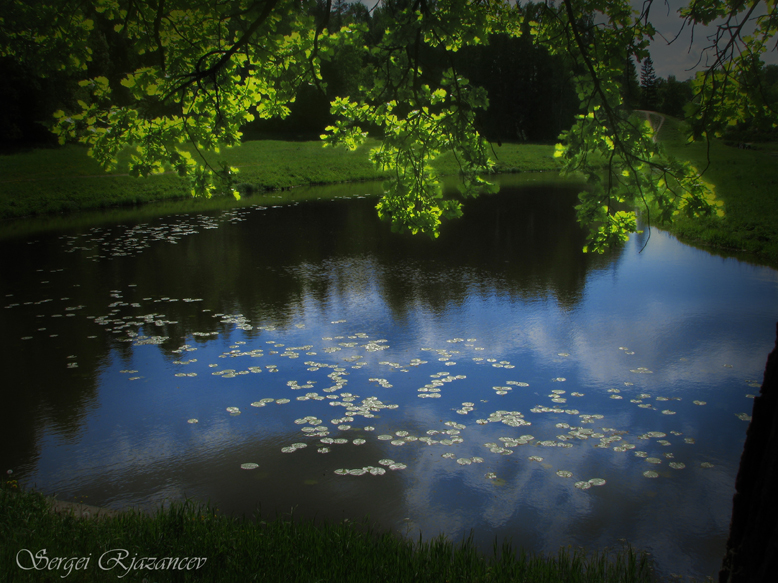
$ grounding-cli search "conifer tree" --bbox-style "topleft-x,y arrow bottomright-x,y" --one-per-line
640,56 -> 659,110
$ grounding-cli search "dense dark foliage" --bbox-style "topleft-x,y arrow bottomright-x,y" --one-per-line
242,1 -> 580,142
2,1 -> 580,147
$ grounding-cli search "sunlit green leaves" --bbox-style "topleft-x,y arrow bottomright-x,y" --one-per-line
537,0 -> 726,252
27,0 -> 774,248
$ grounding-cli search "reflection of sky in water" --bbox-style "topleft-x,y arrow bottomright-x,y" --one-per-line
2,185 -> 776,580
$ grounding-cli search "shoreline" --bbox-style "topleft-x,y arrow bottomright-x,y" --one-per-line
2,130 -> 777,267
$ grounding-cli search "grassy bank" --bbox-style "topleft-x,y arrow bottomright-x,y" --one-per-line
3,125 -> 777,266
0,139 -> 559,221
653,115 -> 778,265
0,481 -> 661,583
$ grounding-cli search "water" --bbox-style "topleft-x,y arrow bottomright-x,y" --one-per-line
2,176 -> 776,579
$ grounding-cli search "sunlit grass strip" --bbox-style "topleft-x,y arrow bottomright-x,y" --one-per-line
0,140 -> 558,221
1,482 -> 657,583
653,116 -> 778,264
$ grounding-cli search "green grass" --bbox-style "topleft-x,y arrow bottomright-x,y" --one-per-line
0,139 -> 559,222
653,115 -> 778,265
3,124 -> 776,266
0,480 -> 662,583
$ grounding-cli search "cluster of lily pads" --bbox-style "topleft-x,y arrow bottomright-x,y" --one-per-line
169,326 -> 758,488
7,274 -> 759,493
95,299 -> 754,487
60,208 -> 255,261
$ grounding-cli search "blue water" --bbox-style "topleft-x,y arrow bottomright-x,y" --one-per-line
1,178 -> 776,579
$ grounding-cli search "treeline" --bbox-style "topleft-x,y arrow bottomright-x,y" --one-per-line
619,55 -> 697,119
251,0 -> 582,144
2,0 -> 777,150
1,0 -> 581,148
625,55 -> 778,141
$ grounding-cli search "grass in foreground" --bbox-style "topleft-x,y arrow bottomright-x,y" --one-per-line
1,480 -> 659,583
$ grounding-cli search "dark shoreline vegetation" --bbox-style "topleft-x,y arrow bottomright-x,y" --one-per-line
1,116 -> 777,267
1,480 -> 664,583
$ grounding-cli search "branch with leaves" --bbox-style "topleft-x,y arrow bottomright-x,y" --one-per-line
2,0 -> 770,250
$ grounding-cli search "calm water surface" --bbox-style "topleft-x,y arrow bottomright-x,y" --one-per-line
2,176 -> 776,579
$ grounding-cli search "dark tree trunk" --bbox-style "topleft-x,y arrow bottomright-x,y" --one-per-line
719,323 -> 778,582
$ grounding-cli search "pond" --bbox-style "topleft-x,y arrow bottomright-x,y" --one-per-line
2,175 -> 777,579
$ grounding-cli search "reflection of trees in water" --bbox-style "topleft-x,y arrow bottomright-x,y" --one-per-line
241,184 -> 622,318
95,183 -> 623,331
0,184 -> 621,477
0,238 -> 106,476
374,185 -> 622,315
